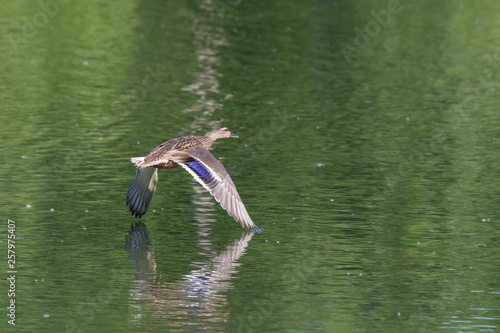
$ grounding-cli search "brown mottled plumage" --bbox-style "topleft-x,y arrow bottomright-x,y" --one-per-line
126,126 -> 257,229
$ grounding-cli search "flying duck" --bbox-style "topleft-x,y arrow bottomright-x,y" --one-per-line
126,126 -> 256,229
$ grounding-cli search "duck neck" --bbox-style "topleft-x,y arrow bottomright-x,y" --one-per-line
202,135 -> 216,149
206,130 -> 220,141
204,131 -> 220,148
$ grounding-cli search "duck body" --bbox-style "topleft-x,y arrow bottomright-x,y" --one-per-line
126,126 -> 257,229
142,134 -> 214,169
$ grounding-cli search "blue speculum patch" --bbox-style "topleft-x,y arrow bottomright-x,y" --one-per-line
186,159 -> 213,183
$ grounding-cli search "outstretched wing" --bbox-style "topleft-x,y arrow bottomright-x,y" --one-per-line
126,166 -> 159,218
171,147 -> 256,229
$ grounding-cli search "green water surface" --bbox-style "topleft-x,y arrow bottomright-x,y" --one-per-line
1,0 -> 500,332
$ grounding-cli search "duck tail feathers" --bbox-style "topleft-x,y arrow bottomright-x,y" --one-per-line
131,157 -> 146,167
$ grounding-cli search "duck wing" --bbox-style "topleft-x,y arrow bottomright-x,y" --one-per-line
126,166 -> 159,218
171,147 -> 257,229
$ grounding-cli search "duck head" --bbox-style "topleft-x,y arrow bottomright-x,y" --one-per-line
207,126 -> 239,141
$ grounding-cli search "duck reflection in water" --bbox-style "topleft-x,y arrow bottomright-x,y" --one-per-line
125,222 -> 255,328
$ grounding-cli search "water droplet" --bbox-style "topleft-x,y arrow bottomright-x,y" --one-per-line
317,163 -> 325,167
26,204 -> 31,208
82,227 -> 86,230
277,241 -> 279,243
44,314 -> 50,318
330,199 -> 334,201
50,208 -> 54,212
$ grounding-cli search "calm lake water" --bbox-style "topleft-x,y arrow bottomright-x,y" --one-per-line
2,0 -> 500,332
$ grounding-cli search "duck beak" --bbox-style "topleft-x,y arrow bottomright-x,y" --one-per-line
230,132 -> 239,138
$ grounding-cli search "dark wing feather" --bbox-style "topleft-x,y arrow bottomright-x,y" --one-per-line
126,167 -> 159,218
172,147 -> 256,229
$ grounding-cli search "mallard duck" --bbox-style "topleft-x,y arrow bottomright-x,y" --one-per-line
126,126 -> 257,229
